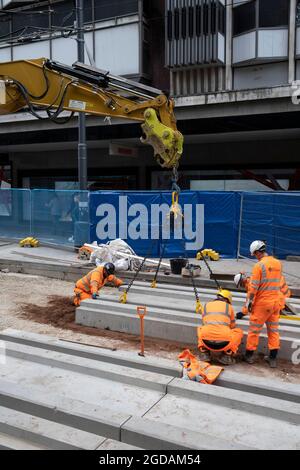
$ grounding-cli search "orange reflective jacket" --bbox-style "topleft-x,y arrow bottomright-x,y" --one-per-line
75,266 -> 123,294
279,275 -> 291,309
202,300 -> 236,330
248,256 -> 282,305
178,349 -> 223,384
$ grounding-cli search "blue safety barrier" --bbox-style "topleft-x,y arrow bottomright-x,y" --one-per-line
1,189 -> 299,258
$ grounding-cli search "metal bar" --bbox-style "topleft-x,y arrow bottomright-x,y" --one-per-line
236,192 -> 243,261
73,62 -> 163,96
76,0 -> 87,191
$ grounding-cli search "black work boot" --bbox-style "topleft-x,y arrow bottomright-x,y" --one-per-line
198,348 -> 211,362
264,349 -> 278,368
244,350 -> 255,364
217,353 -> 236,366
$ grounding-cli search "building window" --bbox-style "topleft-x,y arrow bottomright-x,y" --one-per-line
233,1 -> 256,36
296,1 -> 300,27
259,0 -> 289,28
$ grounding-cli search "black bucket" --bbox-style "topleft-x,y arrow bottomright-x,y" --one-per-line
170,258 -> 188,275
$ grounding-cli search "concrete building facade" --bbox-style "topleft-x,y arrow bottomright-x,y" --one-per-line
0,0 -> 299,191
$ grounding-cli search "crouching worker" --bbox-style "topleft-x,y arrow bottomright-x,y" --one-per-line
197,290 -> 243,365
74,262 -> 123,306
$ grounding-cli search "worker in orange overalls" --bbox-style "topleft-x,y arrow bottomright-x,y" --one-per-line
234,271 -> 291,314
241,240 -> 282,368
74,262 -> 123,306
197,289 -> 243,365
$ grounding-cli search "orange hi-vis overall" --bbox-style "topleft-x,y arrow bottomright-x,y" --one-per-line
74,266 -> 123,306
279,275 -> 291,310
246,256 -> 282,352
197,300 -> 243,354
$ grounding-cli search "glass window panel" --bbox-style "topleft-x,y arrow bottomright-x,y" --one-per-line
233,1 -> 256,36
259,0 -> 289,28
94,0 -> 138,21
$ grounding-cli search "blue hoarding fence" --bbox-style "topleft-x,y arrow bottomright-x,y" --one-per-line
1,189 -> 299,258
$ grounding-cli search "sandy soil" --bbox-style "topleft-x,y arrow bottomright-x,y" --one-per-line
0,271 -> 299,384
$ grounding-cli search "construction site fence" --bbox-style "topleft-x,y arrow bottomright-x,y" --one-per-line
0,189 -> 300,258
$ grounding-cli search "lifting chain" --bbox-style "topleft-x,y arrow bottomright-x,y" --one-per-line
197,250 -> 221,290
151,244 -> 166,288
187,263 -> 204,314
119,242 -> 155,304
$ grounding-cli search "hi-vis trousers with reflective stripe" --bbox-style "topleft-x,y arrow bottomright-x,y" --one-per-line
73,288 -> 92,306
246,301 -> 280,351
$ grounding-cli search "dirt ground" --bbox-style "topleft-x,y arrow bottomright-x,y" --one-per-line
0,271 -> 299,384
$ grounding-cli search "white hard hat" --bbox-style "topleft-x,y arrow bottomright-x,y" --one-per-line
234,273 -> 245,288
250,240 -> 266,256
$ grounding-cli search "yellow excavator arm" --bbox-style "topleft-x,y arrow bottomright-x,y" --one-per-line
0,58 -> 183,169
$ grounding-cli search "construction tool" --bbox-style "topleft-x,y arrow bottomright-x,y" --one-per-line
197,249 -> 220,262
19,237 -> 39,248
137,306 -> 147,357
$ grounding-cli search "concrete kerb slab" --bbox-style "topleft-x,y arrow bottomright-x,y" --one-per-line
216,371 -> 300,403
0,379 -> 130,440
76,306 -> 198,344
3,341 -> 173,393
0,406 -> 107,450
75,303 -> 300,360
0,432 -> 47,450
167,378 -> 300,425
97,294 -> 300,333
120,416 -> 252,450
0,329 -> 182,378
97,438 -> 141,450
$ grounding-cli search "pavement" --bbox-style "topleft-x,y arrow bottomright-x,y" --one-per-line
0,329 -> 299,450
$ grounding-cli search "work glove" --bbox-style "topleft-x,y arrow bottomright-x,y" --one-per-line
92,293 -> 99,300
236,312 -> 245,320
245,299 -> 253,313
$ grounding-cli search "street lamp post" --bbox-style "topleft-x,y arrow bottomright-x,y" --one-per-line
75,0 -> 87,190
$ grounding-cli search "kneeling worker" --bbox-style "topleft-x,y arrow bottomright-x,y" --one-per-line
197,290 -> 243,365
74,262 -> 123,306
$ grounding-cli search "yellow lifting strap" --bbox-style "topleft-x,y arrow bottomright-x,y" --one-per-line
169,191 -> 183,220
119,291 -> 127,304
195,300 -> 204,315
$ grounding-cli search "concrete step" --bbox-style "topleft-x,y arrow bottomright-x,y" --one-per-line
0,432 -> 48,450
75,302 -> 300,360
0,379 -> 131,441
0,406 -> 107,450
0,328 -> 182,378
3,340 -> 174,394
98,294 -> 300,334
119,282 -> 300,316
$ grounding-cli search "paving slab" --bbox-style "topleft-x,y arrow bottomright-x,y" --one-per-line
75,303 -> 300,360
0,355 -> 165,418
167,378 -> 300,424
3,341 -> 173,393
143,391 -> 300,450
0,328 -> 182,378
121,416 -> 251,450
216,370 -> 300,403
98,438 -> 141,450
0,379 -> 130,440
0,406 -> 106,450
0,432 -> 47,450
